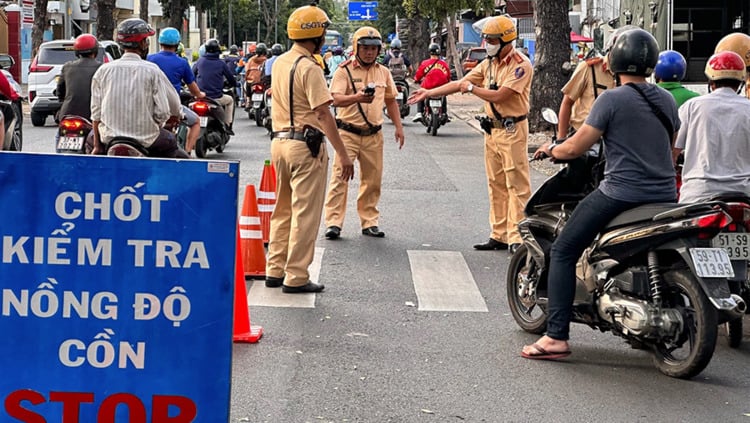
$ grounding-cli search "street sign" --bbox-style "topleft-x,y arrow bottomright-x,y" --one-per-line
348,1 -> 378,21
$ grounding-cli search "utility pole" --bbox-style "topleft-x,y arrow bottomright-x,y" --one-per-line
274,0 -> 278,44
228,2 -> 234,46
63,0 -> 72,39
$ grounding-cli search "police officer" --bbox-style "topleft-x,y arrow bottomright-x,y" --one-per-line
265,4 -> 355,294
408,15 -> 533,253
323,26 -> 405,240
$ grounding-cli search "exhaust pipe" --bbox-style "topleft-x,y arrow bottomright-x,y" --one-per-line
728,294 -> 747,319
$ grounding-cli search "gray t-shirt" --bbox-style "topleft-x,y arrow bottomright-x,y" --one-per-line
585,83 -> 679,202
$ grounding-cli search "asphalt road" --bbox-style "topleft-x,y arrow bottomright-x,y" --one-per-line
20,102 -> 750,423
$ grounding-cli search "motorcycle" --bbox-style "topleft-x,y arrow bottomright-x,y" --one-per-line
56,115 -> 92,154
190,97 -> 230,158
246,82 -> 266,126
507,108 -> 744,379
420,96 -> 448,136
106,137 -> 150,157
383,78 -> 410,121
261,88 -> 272,133
0,98 -> 22,151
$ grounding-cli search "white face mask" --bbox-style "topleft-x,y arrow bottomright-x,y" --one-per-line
486,43 -> 501,57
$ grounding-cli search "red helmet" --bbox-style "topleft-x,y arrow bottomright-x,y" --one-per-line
73,34 -> 99,56
705,51 -> 747,82
116,18 -> 155,49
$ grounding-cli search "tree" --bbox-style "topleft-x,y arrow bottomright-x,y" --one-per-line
96,0 -> 117,41
528,0 -> 570,131
140,0 -> 149,21
162,0 -> 190,31
31,0 -> 49,58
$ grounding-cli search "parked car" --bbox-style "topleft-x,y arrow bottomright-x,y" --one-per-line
28,39 -> 122,127
461,47 -> 486,73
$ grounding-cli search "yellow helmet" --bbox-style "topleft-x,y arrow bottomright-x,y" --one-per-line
715,32 -> 750,69
481,16 -> 517,43
287,5 -> 331,41
352,26 -> 382,57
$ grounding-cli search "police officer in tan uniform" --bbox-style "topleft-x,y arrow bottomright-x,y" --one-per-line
265,4 -> 354,294
408,15 -> 533,253
324,26 -> 405,240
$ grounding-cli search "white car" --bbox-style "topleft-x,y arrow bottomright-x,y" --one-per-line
27,39 -> 121,127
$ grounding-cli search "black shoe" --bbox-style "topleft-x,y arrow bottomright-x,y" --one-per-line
226,127 -> 235,136
362,226 -> 385,237
325,226 -> 341,240
509,243 -> 522,254
282,281 -> 325,294
265,275 -> 284,288
473,238 -> 509,250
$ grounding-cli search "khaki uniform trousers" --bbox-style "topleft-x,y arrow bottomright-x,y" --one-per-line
325,130 -> 384,229
266,138 -> 329,287
484,123 -> 531,245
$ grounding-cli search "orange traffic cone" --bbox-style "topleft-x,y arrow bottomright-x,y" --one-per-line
258,160 -> 277,244
239,185 -> 266,278
233,228 -> 263,343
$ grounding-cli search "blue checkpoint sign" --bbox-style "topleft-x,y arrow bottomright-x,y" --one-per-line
0,152 -> 239,422
348,1 -> 378,21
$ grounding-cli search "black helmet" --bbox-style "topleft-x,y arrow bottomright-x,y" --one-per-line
205,39 -> 221,54
429,43 -> 440,56
230,44 -> 238,54
256,43 -> 268,56
609,28 -> 659,76
271,43 -> 284,56
116,18 -> 155,49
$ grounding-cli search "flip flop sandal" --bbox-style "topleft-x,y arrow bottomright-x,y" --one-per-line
520,343 -> 572,361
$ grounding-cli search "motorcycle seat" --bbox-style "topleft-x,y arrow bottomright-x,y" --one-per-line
604,203 -> 678,231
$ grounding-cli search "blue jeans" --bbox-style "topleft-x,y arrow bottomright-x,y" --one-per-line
546,189 -> 643,340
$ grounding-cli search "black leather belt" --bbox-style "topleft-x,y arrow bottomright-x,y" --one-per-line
336,119 -> 382,136
489,115 -> 527,128
271,131 -> 306,141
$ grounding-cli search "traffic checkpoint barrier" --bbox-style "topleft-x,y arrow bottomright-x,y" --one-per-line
239,184 -> 266,278
233,227 -> 263,343
258,160 -> 277,245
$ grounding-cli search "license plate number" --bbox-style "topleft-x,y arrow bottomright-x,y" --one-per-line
251,94 -> 264,101
199,116 -> 208,127
429,99 -> 442,107
57,136 -> 83,151
395,92 -> 404,100
690,248 -> 735,278
712,233 -> 750,260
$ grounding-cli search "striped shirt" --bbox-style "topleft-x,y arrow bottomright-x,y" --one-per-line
91,52 -> 181,147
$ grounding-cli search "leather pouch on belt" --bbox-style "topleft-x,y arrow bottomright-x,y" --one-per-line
302,124 -> 324,158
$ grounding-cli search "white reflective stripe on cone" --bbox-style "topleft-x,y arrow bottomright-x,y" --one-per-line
257,191 -> 276,199
258,204 -> 276,212
240,216 -> 261,225
240,229 -> 263,239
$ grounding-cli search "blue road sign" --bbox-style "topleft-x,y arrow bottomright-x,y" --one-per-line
0,153 -> 238,422
348,1 -> 378,21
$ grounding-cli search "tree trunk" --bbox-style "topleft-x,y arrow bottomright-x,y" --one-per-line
96,0 -> 117,41
198,6 -> 206,45
32,0 -> 49,59
528,0 -> 571,132
140,0 -> 148,21
164,0 -> 187,30
405,10 -> 428,70
444,16 -> 462,80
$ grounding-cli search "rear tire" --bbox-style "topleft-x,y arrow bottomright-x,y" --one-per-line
255,108 -> 263,127
430,113 -> 439,136
726,318 -> 743,348
652,268 -> 718,379
195,137 -> 207,158
506,244 -> 547,334
31,111 -> 46,127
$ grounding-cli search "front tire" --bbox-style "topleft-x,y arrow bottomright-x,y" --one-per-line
652,269 -> 718,379
507,244 -> 547,334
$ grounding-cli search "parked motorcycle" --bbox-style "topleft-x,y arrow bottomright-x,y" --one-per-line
419,96 -> 447,136
507,108 -> 743,379
246,82 -> 266,126
56,115 -> 92,154
190,97 -> 230,158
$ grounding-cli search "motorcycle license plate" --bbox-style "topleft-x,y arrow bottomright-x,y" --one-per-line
199,116 -> 208,127
57,136 -> 83,151
395,92 -> 404,100
251,94 -> 264,101
712,233 -> 750,260
689,248 -> 735,278
429,99 -> 442,107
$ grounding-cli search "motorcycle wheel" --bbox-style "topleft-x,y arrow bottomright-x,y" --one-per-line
400,105 -> 410,119
255,109 -> 264,127
195,137 -> 207,159
429,113 -> 439,136
506,244 -> 547,334
726,318 -> 743,348
652,268 -> 718,379
8,129 -> 22,151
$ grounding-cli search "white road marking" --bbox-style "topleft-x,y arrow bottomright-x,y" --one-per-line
408,250 -> 488,312
247,247 -> 324,308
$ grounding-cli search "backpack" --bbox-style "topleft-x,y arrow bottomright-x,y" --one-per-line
245,58 -> 265,84
388,51 -> 406,80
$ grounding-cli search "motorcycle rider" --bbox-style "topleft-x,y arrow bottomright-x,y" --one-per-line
323,26 -> 405,240
411,43 -> 450,122
262,43 -> 284,86
381,39 -> 413,81
326,46 -> 346,72
525,29 -> 679,360
674,50 -> 750,204
56,33 -> 101,123
244,43 -> 268,108
192,38 -> 237,135
147,27 -> 206,155
714,32 -> 750,99
654,50 -> 700,108
90,18 -> 186,158
223,45 -> 243,104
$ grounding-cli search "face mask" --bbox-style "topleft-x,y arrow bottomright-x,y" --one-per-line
393,50 -> 400,57
485,43 -> 501,57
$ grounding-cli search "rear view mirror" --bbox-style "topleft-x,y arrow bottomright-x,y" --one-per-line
541,107 -> 559,125
0,54 -> 15,70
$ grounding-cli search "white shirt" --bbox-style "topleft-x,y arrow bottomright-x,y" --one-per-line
91,52 -> 181,147
676,87 -> 750,203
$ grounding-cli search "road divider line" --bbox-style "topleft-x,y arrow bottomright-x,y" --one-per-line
408,250 -> 488,312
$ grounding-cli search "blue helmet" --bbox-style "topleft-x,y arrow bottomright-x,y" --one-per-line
654,50 -> 687,82
158,27 -> 181,46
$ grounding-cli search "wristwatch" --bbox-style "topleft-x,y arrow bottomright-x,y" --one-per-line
466,83 -> 474,93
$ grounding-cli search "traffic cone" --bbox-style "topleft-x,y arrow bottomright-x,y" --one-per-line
233,228 -> 263,343
258,160 -> 277,244
239,185 -> 266,278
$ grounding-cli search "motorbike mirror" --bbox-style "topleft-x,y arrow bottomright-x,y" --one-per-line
0,54 -> 14,69
541,107 -> 558,125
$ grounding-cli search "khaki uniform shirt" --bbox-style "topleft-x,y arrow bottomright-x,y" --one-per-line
464,51 -> 533,119
330,59 -> 396,127
270,44 -> 332,132
562,58 -> 614,130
